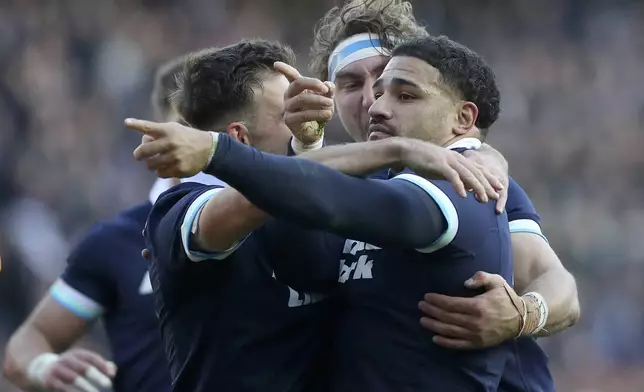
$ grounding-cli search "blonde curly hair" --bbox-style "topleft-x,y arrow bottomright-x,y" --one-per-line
310,0 -> 428,81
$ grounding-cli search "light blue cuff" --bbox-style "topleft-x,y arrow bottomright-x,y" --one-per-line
392,174 -> 459,253
180,188 -> 247,261
50,279 -> 103,320
509,219 -> 549,243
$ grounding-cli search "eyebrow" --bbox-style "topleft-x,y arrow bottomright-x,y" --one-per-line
333,70 -> 363,80
334,64 -> 386,81
373,77 -> 421,91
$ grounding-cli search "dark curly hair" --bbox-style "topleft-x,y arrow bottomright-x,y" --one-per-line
151,54 -> 188,121
172,39 -> 296,130
392,35 -> 501,129
310,0 -> 427,81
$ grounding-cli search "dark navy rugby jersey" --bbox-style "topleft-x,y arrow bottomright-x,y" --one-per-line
266,176 -> 555,392
50,202 -> 171,392
326,170 -> 514,392
145,182 -> 335,392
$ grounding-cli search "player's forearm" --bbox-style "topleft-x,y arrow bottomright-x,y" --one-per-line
205,134 -> 444,248
519,267 -> 580,336
298,138 -> 404,176
3,325 -> 55,391
512,234 -> 580,336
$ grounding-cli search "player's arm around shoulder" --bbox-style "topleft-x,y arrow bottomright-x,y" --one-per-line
148,182 -> 268,264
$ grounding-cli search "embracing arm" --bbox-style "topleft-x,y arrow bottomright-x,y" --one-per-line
127,119 -> 496,253
512,233 -> 580,335
192,137 -> 417,252
477,143 -> 508,174
205,133 -> 446,249
298,138 -> 403,176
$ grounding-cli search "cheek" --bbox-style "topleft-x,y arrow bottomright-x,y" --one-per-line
335,92 -> 361,121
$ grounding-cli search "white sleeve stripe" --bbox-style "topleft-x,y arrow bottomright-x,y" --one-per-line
49,279 -> 103,320
392,173 -> 459,253
509,219 -> 549,243
180,188 -> 247,262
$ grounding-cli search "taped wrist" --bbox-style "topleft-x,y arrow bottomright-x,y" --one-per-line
291,133 -> 324,155
27,353 -> 59,386
520,292 -> 549,336
502,283 -> 547,338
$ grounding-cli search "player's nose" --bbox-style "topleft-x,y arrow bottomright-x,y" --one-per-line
368,96 -> 391,120
362,84 -> 376,110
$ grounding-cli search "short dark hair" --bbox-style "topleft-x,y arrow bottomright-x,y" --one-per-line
310,0 -> 427,81
151,55 -> 188,121
173,40 -> 296,130
392,36 -> 500,129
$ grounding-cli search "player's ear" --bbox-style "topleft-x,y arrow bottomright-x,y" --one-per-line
453,101 -> 478,135
225,122 -> 251,146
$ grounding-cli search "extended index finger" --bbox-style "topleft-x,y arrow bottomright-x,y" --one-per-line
124,118 -> 167,138
274,61 -> 301,83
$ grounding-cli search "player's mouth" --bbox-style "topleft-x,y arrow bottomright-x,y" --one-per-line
368,123 -> 395,141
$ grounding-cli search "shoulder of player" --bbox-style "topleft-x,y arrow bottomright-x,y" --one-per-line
145,183 -> 232,261
505,177 -> 547,241
390,171 -> 494,213
151,182 -> 222,214
65,206 -> 146,271
506,177 -> 541,222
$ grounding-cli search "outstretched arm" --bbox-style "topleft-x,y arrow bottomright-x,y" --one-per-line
204,132 -> 447,249
127,119 -> 501,253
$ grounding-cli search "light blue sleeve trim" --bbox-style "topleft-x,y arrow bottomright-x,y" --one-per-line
509,219 -> 549,244
392,173 -> 459,253
180,188 -> 248,262
49,279 -> 104,320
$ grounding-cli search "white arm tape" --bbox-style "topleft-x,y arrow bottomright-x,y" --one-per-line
27,353 -> 59,386
523,291 -> 549,334
291,136 -> 324,155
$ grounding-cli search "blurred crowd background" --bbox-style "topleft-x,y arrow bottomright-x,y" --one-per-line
0,0 -> 643,391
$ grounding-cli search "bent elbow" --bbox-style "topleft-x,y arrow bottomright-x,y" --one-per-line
3,347 -> 23,384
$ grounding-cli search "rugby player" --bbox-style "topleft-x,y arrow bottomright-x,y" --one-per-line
1,55 -> 187,392
127,34 -> 523,391
306,2 -> 579,390
134,38 -> 501,392
310,0 -> 578,344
